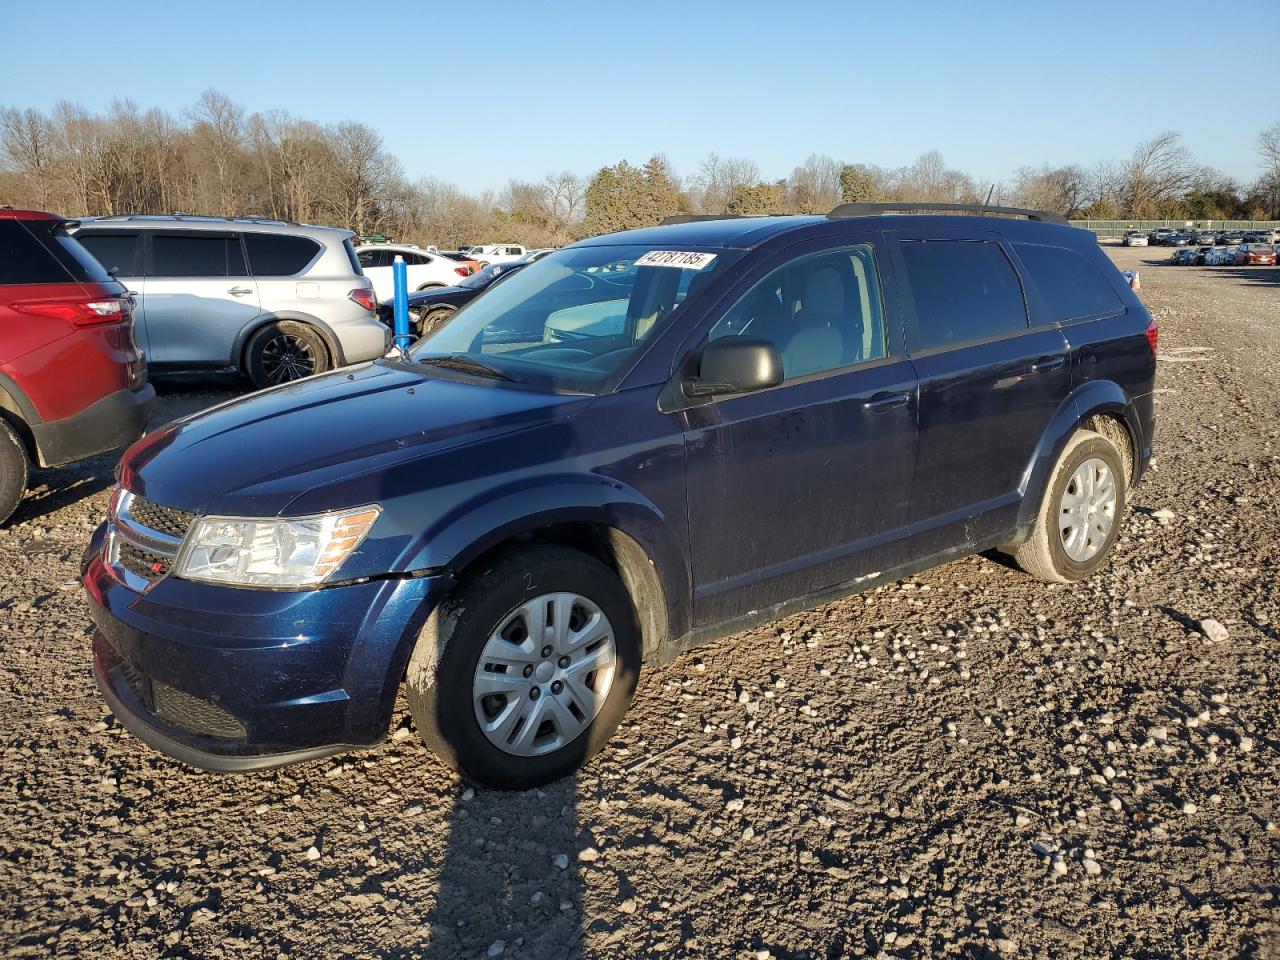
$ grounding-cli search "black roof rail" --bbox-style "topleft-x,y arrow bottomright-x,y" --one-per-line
827,202 -> 1069,226
659,214 -> 748,225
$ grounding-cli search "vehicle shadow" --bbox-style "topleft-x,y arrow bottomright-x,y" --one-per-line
1213,266 -> 1280,287
403,768 -> 588,959
8,456 -> 116,527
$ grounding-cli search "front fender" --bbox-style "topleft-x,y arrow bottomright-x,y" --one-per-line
395,473 -> 691,650
1015,379 -> 1146,531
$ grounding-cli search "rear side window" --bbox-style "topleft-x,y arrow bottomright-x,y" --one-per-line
899,240 -> 1027,351
1012,243 -> 1123,323
357,249 -> 388,269
77,232 -> 142,277
244,233 -> 320,277
152,234 -> 246,278
0,220 -> 111,284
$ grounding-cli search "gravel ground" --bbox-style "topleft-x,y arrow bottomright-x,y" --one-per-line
2,246 -> 1278,959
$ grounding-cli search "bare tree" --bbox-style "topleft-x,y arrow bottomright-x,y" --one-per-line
0,107 -> 54,207
1010,164 -> 1088,215
1123,131 -> 1192,217
188,89 -> 246,216
1259,122 -> 1280,174
695,153 -> 760,214
787,153 -> 842,213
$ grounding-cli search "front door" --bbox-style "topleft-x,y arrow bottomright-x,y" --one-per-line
680,237 -> 918,626
144,231 -> 261,367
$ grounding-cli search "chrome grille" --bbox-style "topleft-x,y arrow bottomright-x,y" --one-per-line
108,489 -> 190,591
128,498 -> 195,540
117,540 -> 172,581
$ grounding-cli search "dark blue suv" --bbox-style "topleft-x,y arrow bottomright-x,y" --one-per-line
83,204 -> 1156,789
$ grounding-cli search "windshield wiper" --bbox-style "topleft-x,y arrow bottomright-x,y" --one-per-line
414,354 -> 518,382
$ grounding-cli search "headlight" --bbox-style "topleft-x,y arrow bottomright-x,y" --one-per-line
173,505 -> 381,588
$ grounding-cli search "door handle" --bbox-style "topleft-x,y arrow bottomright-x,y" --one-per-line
227,286 -> 254,296
862,391 -> 911,412
1030,355 -> 1066,373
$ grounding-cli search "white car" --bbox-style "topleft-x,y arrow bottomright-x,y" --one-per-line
355,244 -> 470,300
1121,231 -> 1149,247
462,244 -> 528,267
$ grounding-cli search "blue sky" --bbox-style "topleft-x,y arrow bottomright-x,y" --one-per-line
1,0 -> 1274,192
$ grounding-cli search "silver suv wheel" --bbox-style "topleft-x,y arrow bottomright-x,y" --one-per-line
1059,457 -> 1116,562
471,592 -> 617,757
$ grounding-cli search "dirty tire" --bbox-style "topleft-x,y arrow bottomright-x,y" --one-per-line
405,544 -> 641,790
1012,429 -> 1127,583
421,306 -> 456,336
245,321 -> 330,390
0,418 -> 28,526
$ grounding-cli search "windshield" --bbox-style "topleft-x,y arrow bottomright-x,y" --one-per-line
409,243 -> 742,393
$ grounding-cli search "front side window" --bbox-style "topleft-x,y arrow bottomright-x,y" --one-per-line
899,239 -> 1028,352
152,234 -> 244,278
410,244 -> 743,393
708,244 -> 887,381
77,232 -> 142,277
1012,243 -> 1123,323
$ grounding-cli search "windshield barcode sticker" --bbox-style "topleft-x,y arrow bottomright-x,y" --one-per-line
634,250 -> 718,270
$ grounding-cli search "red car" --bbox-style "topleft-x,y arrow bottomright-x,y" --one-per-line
0,210 -> 154,524
1232,243 -> 1278,266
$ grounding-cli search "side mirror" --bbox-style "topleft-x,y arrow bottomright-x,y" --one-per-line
684,338 -> 783,398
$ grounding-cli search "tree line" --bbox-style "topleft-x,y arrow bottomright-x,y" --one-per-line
2,91 -> 1278,249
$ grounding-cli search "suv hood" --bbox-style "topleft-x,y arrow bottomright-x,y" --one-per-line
120,360 -> 588,517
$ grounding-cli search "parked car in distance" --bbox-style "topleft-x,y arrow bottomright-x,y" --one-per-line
1148,228 -> 1175,245
73,216 -> 388,389
83,205 -> 1156,789
431,250 -> 483,274
1216,231 -> 1246,246
1166,232 -> 1192,247
1121,231 -> 1148,247
1232,243 -> 1278,266
1170,247 -> 1198,265
1191,231 -> 1217,247
377,260 -> 533,336
1202,245 -> 1234,265
355,244 -> 473,300
462,244 -> 528,267
0,210 -> 154,525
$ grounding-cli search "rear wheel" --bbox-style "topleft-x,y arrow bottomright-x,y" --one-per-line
405,545 -> 642,789
245,321 -> 330,389
1010,429 -> 1127,583
0,418 -> 30,527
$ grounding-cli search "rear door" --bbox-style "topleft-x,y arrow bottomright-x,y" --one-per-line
888,228 -> 1071,549
244,231 -> 324,318
144,232 -> 261,367
680,234 -> 918,625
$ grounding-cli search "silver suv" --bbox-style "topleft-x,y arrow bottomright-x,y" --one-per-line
73,216 -> 389,388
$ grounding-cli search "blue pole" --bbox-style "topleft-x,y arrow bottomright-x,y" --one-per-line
392,255 -> 411,351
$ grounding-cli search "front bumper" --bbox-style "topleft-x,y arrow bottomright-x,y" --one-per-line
82,528 -> 451,771
32,383 -> 155,468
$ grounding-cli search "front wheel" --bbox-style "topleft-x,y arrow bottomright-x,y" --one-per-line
421,305 -> 456,336
405,545 -> 641,789
1009,429 -> 1127,583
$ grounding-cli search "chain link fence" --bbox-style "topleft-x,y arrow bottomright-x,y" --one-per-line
1070,219 -> 1280,239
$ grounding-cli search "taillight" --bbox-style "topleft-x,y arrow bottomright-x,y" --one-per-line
453,267 -> 470,278
12,296 -> 131,327
348,287 -> 377,313
1145,319 -> 1159,354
